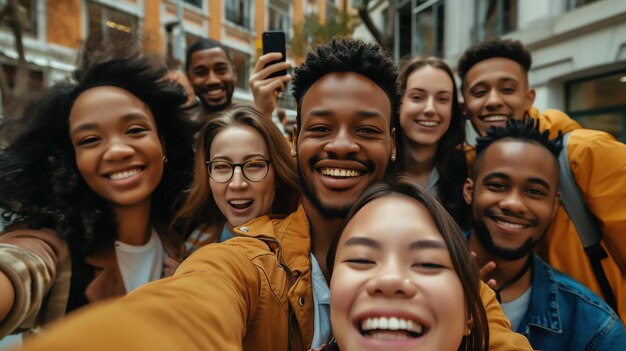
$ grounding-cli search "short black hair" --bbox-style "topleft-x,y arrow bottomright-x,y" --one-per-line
185,38 -> 232,72
458,37 -> 532,89
291,37 -> 400,132
475,118 -> 563,176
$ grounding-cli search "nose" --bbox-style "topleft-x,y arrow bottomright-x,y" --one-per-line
323,128 -> 360,158
207,70 -> 221,85
499,189 -> 527,215
366,261 -> 417,298
103,139 -> 134,162
228,166 -> 249,190
485,89 -> 503,111
423,96 -> 436,116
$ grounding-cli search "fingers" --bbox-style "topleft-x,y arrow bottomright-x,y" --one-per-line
162,256 -> 181,278
471,251 -> 498,288
253,52 -> 286,72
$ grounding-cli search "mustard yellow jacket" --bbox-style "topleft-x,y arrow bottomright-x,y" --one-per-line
23,206 -> 532,350
529,107 -> 626,322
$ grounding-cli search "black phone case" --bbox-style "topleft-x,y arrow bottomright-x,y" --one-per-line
262,31 -> 287,79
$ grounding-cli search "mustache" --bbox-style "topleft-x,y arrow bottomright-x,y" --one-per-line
483,208 -> 539,226
308,154 -> 375,173
198,83 -> 225,94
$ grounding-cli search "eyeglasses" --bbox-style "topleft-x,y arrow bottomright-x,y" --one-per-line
205,159 -> 272,183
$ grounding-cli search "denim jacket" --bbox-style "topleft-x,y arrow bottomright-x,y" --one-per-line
519,255 -> 626,350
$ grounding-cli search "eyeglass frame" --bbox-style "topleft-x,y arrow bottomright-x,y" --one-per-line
205,159 -> 273,183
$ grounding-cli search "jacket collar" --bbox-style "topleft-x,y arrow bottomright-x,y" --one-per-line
233,205 -> 312,277
523,254 -> 562,334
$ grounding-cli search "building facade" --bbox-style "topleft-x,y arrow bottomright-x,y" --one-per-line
354,0 -> 626,142
0,0 -> 343,114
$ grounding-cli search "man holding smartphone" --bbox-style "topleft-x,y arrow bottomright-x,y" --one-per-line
185,37 -> 291,125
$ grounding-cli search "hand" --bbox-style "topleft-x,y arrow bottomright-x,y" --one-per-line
249,52 -> 292,118
471,251 -> 497,289
162,256 -> 181,278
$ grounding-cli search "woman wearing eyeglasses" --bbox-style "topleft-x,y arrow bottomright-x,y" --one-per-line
173,105 -> 301,255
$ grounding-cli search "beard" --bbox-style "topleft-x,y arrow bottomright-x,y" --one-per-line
472,218 -> 538,261
296,153 -> 374,220
197,86 -> 234,114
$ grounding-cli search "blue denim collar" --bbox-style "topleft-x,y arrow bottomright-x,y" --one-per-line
520,254 -> 562,334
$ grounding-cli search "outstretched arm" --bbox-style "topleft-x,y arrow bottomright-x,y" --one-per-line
23,240 -> 263,351
480,282 -> 533,350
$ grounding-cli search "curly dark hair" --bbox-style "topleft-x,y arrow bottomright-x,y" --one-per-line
457,37 -> 532,90
474,118 -> 563,176
394,57 -> 469,227
291,37 -> 401,133
326,174 -> 489,351
0,48 -> 195,257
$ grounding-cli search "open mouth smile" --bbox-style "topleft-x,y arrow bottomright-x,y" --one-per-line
415,120 -> 440,127
107,167 -> 144,180
480,114 -> 510,123
357,316 -> 426,340
229,199 -> 253,210
320,167 -> 363,178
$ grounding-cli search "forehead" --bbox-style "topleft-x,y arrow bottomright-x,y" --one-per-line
406,66 -> 453,91
341,195 -> 442,243
465,57 -> 527,87
300,72 -> 392,125
69,86 -> 152,125
190,47 -> 231,67
476,140 -> 559,182
210,125 -> 268,157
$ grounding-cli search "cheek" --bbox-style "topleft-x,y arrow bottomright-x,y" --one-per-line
330,267 -> 360,314
210,181 -> 228,209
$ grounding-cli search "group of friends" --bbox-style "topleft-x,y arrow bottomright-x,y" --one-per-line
0,33 -> 624,351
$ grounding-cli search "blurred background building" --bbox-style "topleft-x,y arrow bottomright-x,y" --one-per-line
353,0 -> 626,142
0,0 -> 624,142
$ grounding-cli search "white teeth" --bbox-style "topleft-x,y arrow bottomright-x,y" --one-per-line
482,115 -> 508,122
497,220 -> 525,229
320,168 -> 362,177
109,168 -> 141,180
417,120 -> 439,127
230,200 -> 252,205
360,317 -> 423,334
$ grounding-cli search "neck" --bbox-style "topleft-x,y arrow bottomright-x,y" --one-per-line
469,231 -> 532,302
401,140 -> 437,187
113,201 -> 152,246
303,200 -> 344,283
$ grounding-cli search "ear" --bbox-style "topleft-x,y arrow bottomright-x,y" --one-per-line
551,191 -> 561,220
463,178 -> 474,205
290,125 -> 298,157
525,88 -> 536,111
390,127 -> 397,162
463,317 -> 473,336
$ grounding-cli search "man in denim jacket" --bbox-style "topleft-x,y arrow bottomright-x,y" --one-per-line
463,118 -> 626,350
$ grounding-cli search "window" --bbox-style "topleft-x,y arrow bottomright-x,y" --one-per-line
1,63 -> 43,90
183,0 -> 203,8
230,48 -> 250,90
474,0 -> 517,41
268,0 -> 290,33
567,0 -> 604,10
0,0 -> 37,35
225,0 -> 252,29
396,0 -> 445,60
566,71 -> 626,142
87,2 -> 137,45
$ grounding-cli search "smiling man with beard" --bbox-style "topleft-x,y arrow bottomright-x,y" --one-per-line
464,119 -> 626,350
22,38 -> 532,351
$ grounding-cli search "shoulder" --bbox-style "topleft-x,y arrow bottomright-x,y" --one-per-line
531,107 -> 581,137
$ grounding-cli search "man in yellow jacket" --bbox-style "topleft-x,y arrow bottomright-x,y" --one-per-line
458,37 -> 625,322
22,38 -> 532,351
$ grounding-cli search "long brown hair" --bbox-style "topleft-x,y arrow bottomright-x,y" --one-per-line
173,105 -> 300,238
327,174 -> 489,351
395,56 -> 469,228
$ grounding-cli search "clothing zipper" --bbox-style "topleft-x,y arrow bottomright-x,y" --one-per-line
257,236 -> 297,351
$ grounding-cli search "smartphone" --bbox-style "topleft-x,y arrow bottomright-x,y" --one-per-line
262,30 -> 287,78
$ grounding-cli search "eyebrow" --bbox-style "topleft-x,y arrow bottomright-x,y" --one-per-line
469,77 -> 520,90
210,153 -> 268,162
484,172 -> 552,191
70,113 -> 150,136
407,87 -> 452,94
343,236 -> 447,250
306,109 -> 386,120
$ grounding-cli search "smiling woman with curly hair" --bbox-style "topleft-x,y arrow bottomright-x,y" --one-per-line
0,42 -> 195,342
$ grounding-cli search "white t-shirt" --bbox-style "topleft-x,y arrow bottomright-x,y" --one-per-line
501,287 -> 532,332
114,228 -> 165,293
